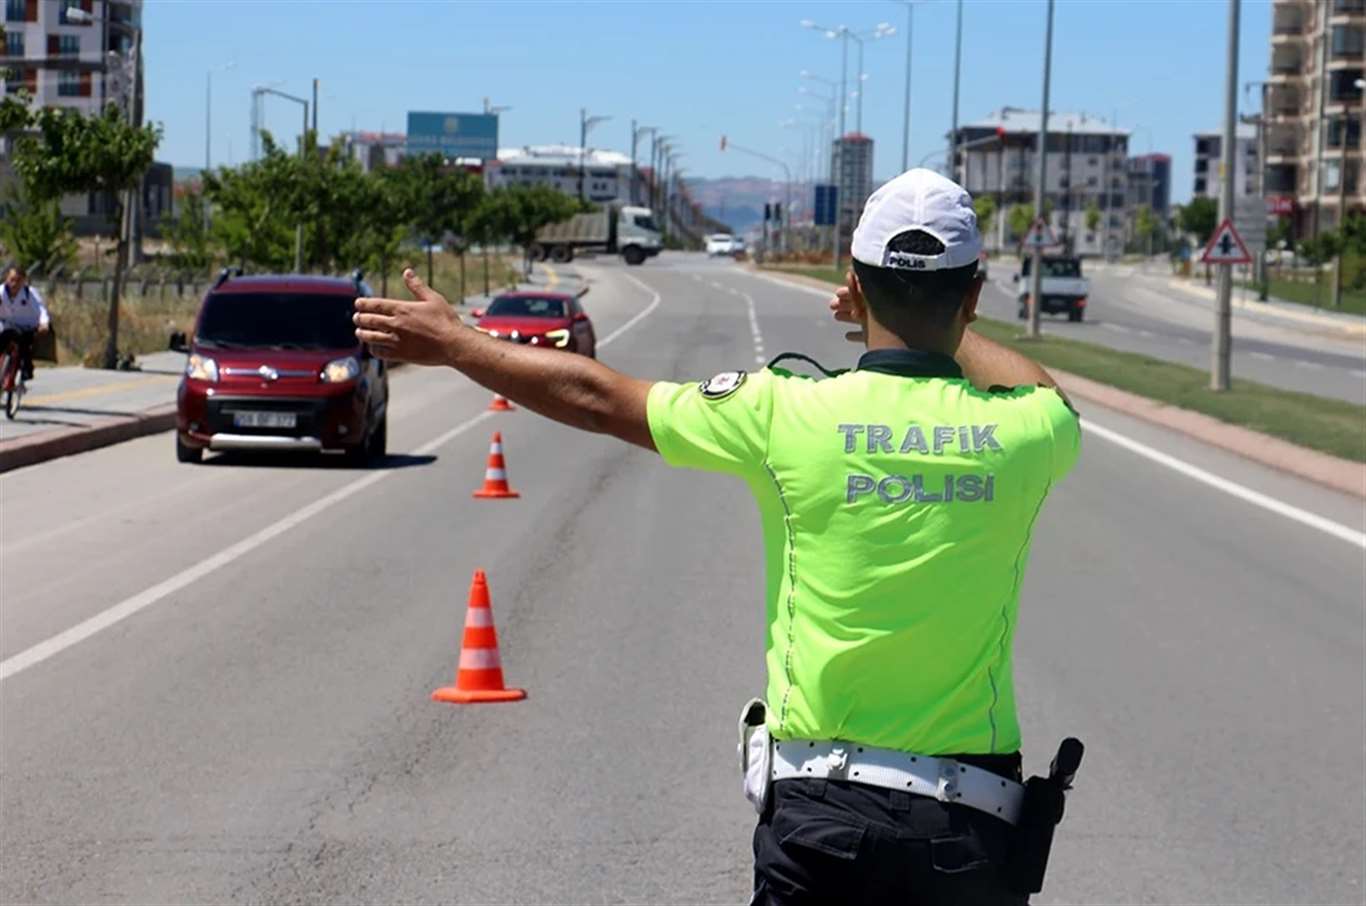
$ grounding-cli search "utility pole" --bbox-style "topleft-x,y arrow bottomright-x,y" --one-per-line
836,31 -> 848,268
1027,0 -> 1055,339
899,0 -> 913,173
578,108 -> 587,202
312,78 -> 318,138
947,0 -> 963,182
1212,0 -> 1240,391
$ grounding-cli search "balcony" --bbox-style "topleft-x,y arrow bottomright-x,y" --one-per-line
1267,85 -> 1303,117
1272,10 -> 1306,40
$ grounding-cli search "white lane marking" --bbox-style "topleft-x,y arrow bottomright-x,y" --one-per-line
1101,323 -> 1132,334
745,270 -> 833,298
1250,351 -> 1276,362
0,274 -> 664,684
1295,360 -> 1325,371
735,286 -> 768,370
1135,329 -> 1155,339
1083,421 -> 1365,550
1174,337 -> 1195,346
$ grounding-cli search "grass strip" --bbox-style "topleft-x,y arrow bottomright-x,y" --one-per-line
763,267 -> 1366,462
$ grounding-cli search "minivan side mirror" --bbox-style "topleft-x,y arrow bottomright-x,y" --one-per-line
1011,274 -> 1019,283
469,307 -> 486,319
168,330 -> 189,353
572,311 -> 589,322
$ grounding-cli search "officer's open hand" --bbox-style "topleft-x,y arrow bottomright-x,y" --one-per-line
829,270 -> 867,344
354,269 -> 464,366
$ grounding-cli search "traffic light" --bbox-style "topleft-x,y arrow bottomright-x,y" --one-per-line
764,203 -> 772,222
774,203 -> 782,222
720,135 -> 727,152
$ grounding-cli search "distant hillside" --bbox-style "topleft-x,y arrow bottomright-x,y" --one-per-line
687,176 -> 814,234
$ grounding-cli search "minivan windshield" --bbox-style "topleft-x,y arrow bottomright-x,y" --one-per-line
486,296 -> 569,318
196,293 -> 357,350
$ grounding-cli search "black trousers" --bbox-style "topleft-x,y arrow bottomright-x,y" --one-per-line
0,328 -> 36,379
752,754 -> 1028,906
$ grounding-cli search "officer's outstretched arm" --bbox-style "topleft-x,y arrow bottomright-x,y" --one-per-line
355,270 -> 657,451
955,329 -> 1076,412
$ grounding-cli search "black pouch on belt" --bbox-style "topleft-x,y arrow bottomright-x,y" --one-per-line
1004,737 -> 1084,895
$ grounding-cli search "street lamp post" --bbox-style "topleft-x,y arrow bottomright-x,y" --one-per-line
631,123 -> 656,206
578,108 -> 611,202
947,0 -> 963,182
721,137 -> 793,254
892,1 -> 916,173
1026,0 -> 1055,340
254,87 -> 309,271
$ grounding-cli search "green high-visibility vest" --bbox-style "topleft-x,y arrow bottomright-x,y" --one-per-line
647,347 -> 1080,755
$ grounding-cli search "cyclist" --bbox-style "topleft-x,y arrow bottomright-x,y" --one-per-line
0,265 -> 52,382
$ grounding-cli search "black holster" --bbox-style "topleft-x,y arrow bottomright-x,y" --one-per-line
1004,737 -> 1084,895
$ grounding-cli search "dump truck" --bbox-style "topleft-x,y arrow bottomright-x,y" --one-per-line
530,204 -> 662,266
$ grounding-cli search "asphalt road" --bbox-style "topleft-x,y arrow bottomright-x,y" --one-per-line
2,253 -> 1363,905
981,262 -> 1366,406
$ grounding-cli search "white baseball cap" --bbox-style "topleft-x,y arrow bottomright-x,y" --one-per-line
851,168 -> 981,271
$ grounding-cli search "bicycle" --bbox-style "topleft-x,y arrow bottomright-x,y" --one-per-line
0,333 -> 28,420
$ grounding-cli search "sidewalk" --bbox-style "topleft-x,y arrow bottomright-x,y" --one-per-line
0,270 -> 582,474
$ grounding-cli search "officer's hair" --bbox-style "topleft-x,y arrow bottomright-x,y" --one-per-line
851,230 -> 978,336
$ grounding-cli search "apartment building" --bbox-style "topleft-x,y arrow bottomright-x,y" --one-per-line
1,0 -> 170,240
1192,124 -> 1259,199
1265,0 -> 1365,234
830,132 -> 874,251
955,107 -> 1129,256
2,0 -> 139,115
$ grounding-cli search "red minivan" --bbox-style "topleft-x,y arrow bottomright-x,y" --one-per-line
172,271 -> 388,464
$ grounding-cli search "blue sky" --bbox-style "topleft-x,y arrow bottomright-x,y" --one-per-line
144,0 -> 1272,204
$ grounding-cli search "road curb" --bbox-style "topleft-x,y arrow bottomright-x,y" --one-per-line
0,403 -> 179,475
752,266 -> 1365,498
1164,277 -> 1366,338
1051,370 -> 1364,498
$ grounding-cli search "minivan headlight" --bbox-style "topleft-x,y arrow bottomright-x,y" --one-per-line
545,329 -> 571,348
186,354 -> 219,382
321,356 -> 360,383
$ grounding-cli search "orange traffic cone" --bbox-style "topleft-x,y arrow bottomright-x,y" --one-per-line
488,393 -> 515,412
432,570 -> 526,704
472,431 -> 520,499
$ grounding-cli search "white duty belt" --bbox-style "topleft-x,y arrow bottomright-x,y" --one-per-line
770,738 -> 1025,825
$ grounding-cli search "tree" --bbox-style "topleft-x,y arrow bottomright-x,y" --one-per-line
1135,204 -> 1155,250
1007,203 -> 1034,242
0,181 -> 76,276
1176,196 -> 1218,246
164,190 -> 215,274
484,184 -> 585,277
973,196 -> 996,244
7,102 -> 161,368
203,134 -> 300,272
1085,201 -> 1101,236
390,154 -> 485,287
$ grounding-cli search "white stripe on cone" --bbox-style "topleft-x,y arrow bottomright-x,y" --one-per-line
459,647 -> 502,670
490,443 -> 503,454
484,468 -> 507,480
465,607 -> 494,628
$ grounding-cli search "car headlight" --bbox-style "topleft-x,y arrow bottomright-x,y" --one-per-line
186,353 -> 218,382
545,329 -> 570,349
321,356 -> 360,383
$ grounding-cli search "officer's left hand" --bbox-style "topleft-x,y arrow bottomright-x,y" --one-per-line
829,270 -> 867,343
354,269 -> 464,365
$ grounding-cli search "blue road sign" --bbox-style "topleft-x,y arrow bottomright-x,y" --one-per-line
814,184 -> 838,226
406,112 -> 499,160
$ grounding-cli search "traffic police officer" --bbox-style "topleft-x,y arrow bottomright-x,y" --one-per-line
354,168 -> 1080,905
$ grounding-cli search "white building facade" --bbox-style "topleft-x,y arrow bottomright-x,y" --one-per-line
485,145 -> 634,204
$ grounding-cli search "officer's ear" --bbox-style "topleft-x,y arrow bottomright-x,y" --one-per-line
961,272 -> 984,326
848,271 -> 869,324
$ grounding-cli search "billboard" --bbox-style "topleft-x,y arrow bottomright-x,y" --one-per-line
406,112 -> 499,160
814,184 -> 838,226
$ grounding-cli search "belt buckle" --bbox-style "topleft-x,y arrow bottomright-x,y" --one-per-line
824,746 -> 849,780
936,757 -> 960,803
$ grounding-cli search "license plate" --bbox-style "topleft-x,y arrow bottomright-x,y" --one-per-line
233,410 -> 297,429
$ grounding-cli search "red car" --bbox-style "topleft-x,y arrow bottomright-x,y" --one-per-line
473,290 -> 597,357
171,271 -> 389,464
